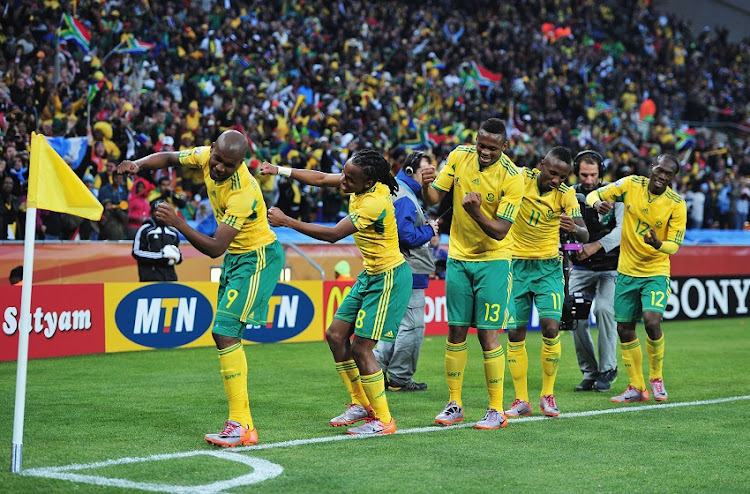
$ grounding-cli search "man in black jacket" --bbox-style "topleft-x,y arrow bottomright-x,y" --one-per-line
569,151 -> 623,392
132,200 -> 183,281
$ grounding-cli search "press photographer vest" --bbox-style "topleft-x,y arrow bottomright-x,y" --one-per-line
572,183 -> 619,271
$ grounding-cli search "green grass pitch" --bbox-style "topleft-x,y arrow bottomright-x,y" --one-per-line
1,318 -> 748,492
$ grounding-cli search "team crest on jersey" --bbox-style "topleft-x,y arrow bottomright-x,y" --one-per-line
454,177 -> 460,186
486,192 -> 495,202
546,209 -> 554,219
655,220 -> 663,228
643,208 -> 649,214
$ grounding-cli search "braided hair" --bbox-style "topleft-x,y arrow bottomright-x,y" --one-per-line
351,149 -> 399,195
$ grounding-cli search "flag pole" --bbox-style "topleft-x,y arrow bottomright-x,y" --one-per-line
10,206 -> 39,473
101,40 -> 125,64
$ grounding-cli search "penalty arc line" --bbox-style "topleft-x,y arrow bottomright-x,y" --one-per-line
22,394 -> 750,493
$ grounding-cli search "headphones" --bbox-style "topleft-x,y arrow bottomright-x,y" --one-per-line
573,150 -> 605,177
403,151 -> 427,176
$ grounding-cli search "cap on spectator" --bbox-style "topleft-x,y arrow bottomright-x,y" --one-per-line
122,102 -> 134,112
83,173 -> 94,184
319,136 -> 329,143
189,100 -> 199,110
162,136 -> 175,146
334,260 -> 351,277
181,132 -> 194,141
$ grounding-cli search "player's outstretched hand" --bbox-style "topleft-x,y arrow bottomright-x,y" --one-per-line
259,162 -> 277,175
267,207 -> 289,227
154,202 -> 180,228
118,160 -> 139,174
462,191 -> 482,215
594,200 -> 614,215
643,228 -> 662,250
421,165 -> 436,186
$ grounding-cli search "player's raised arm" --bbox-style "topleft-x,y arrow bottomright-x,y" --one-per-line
118,152 -> 180,175
259,161 -> 342,187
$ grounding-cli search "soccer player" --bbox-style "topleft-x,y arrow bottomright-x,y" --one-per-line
118,129 -> 284,447
267,149 -> 411,435
504,146 -> 588,419
586,154 -> 686,403
422,118 -> 524,430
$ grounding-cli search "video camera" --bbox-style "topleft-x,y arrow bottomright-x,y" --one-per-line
560,290 -> 594,331
559,191 -> 590,330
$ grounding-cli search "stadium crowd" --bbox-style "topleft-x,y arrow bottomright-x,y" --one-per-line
1,0 -> 749,240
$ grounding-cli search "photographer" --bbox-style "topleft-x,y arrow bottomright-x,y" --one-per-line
132,200 -> 182,282
568,151 -> 623,392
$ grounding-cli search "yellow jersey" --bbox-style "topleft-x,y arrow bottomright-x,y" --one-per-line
348,182 -> 404,275
512,167 -> 582,260
596,176 -> 687,277
432,145 -> 523,261
178,147 -> 277,254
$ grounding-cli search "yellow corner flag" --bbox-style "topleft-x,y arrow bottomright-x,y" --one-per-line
27,132 -> 103,221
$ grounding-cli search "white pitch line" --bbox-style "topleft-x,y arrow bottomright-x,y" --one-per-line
23,394 -> 750,493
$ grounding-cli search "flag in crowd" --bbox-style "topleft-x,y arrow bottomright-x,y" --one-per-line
87,79 -> 107,106
469,61 -> 502,86
44,136 -> 89,171
115,34 -> 155,54
28,133 -> 102,220
58,13 -> 91,52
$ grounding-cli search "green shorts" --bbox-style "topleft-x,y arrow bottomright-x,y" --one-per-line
335,262 -> 411,342
213,240 -> 284,338
512,258 -> 564,325
614,273 -> 671,322
446,258 -> 514,330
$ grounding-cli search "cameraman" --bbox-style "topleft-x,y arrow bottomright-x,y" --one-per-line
132,200 -> 183,282
569,151 -> 623,392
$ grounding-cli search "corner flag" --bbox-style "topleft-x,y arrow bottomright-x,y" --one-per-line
12,133 -> 102,473
28,132 -> 103,220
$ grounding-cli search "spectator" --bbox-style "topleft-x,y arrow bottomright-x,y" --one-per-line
333,260 -> 354,282
9,265 -> 23,286
735,186 -> 750,230
127,177 -> 155,239
1,175 -> 19,239
98,172 -> 129,240
132,200 -> 183,282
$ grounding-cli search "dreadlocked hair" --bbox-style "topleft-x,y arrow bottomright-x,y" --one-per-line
352,149 -> 399,195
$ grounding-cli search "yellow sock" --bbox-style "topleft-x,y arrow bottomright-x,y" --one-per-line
361,370 -> 391,423
483,346 -> 505,411
445,340 -> 468,407
646,335 -> 665,380
218,342 -> 253,429
335,359 -> 369,407
540,335 -> 561,397
507,341 -> 529,403
621,338 -> 646,391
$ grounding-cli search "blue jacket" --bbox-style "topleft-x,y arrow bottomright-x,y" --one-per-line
394,170 -> 433,289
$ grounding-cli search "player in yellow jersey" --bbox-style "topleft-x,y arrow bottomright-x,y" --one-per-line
504,146 -> 588,419
118,130 -> 284,447
267,149 -> 411,435
422,118 -> 524,430
587,154 -> 686,403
